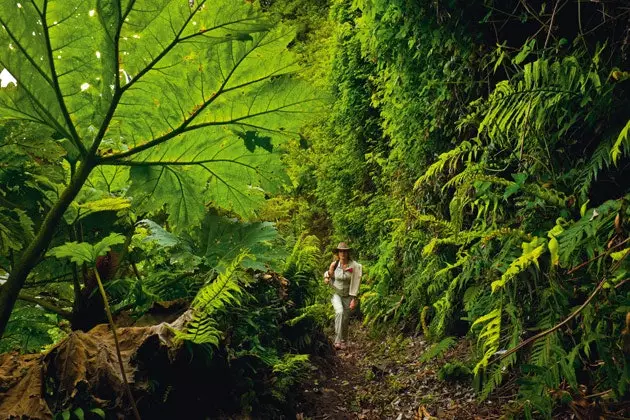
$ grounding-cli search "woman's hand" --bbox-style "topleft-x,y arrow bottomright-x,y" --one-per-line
350,297 -> 357,310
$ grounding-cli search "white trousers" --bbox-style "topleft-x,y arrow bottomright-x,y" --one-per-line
332,294 -> 351,344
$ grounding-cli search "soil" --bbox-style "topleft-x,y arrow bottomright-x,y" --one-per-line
295,321 -> 508,420
293,319 -> 630,420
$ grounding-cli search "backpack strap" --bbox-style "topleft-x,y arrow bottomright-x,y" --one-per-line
329,260 -> 339,278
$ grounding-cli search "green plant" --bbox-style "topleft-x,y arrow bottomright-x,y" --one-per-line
419,337 -> 456,364
47,233 -> 140,419
437,361 -> 472,382
175,252 -> 248,346
0,0 -> 320,339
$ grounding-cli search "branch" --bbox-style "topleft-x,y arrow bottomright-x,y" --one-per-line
567,237 -> 630,274
544,0 -> 562,49
497,241 -> 630,362
18,292 -> 72,319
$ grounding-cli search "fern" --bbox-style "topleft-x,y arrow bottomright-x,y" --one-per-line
575,138 -> 614,201
419,336 -> 456,363
472,307 -> 502,375
557,197 -> 621,267
283,234 -> 321,277
176,253 -> 248,346
491,237 -> 547,293
410,213 -> 457,236
610,119 -> 630,164
270,354 -> 311,403
478,57 -> 600,144
480,304 -> 521,398
414,140 -> 480,188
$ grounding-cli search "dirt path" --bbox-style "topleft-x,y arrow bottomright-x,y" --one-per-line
295,321 -> 507,420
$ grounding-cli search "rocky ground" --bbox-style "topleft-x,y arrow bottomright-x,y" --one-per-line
295,321 -> 510,420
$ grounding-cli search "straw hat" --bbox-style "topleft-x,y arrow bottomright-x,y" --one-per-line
334,242 -> 352,252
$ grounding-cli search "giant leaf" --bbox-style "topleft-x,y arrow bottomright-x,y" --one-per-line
193,211 -> 281,270
0,0 -> 322,232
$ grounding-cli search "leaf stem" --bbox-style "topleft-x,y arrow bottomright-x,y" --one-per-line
93,268 -> 141,420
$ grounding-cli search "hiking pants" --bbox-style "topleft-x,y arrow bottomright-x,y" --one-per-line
332,294 -> 351,344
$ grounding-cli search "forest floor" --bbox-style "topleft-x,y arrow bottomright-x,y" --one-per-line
295,320 -> 511,420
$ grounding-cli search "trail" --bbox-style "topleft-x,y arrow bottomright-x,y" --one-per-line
295,321 -> 506,420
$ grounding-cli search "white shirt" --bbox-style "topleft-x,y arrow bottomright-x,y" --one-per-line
324,260 -> 362,297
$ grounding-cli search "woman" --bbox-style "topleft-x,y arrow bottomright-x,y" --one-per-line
324,242 -> 362,350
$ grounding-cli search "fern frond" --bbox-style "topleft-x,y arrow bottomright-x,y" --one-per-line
409,213 -> 457,236
481,352 -> 516,399
177,252 -> 248,345
419,336 -> 456,363
491,237 -> 546,293
414,140 -> 480,188
610,119 -> 630,164
472,307 -> 502,375
481,228 -> 532,245
575,139 -> 611,200
442,163 -> 485,190
479,57 -> 594,144
284,234 -> 321,276
479,304 -> 521,399
422,236 -> 461,257
557,198 -> 621,266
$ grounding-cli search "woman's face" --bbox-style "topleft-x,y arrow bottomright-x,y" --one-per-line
338,250 -> 349,261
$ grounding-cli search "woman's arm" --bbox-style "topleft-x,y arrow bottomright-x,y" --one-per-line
349,263 -> 362,309
349,263 -> 362,297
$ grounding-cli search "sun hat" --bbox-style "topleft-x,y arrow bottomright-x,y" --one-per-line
334,242 -> 352,252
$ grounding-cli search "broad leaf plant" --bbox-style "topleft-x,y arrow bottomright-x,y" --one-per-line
0,0 -> 320,337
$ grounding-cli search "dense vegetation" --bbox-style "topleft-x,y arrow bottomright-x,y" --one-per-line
1,0 -> 630,418
274,0 -> 630,416
0,1 -> 327,417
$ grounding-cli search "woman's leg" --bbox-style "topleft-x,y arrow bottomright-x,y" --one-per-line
332,294 -> 344,344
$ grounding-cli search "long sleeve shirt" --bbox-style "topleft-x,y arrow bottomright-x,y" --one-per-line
324,260 -> 362,297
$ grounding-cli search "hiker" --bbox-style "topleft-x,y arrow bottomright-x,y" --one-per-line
323,242 -> 363,350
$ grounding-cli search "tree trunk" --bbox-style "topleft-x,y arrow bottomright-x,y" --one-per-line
0,159 -> 94,338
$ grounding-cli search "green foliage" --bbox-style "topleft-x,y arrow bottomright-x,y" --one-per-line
2,0 -> 630,417
194,211 -> 281,271
0,303 -> 66,353
46,233 -> 125,265
175,253 -> 247,346
282,1 -> 630,414
0,208 -> 34,254
0,1 -> 328,417
270,353 -> 311,402
54,407 -> 105,420
491,238 -> 546,292
437,361 -> 472,382
0,0 -> 322,346
611,119 -> 630,164
139,210 -> 282,275
419,336 -> 456,364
